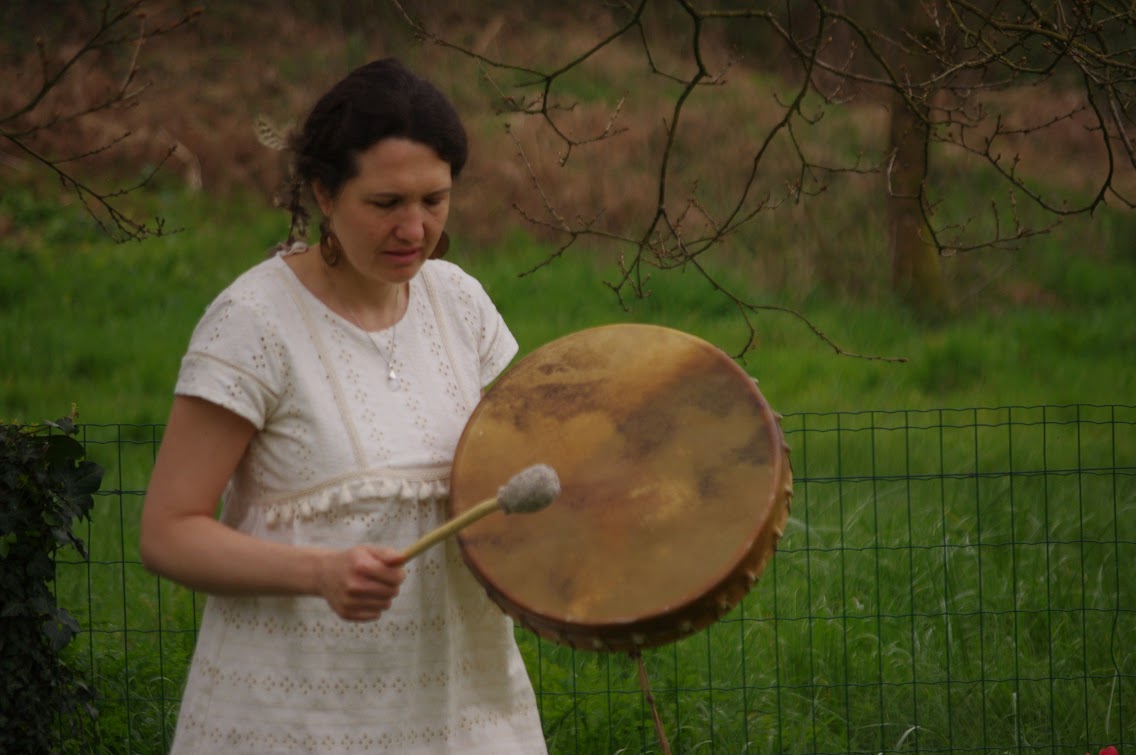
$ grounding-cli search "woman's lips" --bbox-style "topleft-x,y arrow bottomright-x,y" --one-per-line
385,248 -> 421,263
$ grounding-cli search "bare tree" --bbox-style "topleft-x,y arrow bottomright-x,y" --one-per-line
392,0 -> 1134,356
0,1 -> 199,242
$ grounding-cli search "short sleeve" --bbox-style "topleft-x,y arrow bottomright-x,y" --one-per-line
473,283 -> 519,387
175,284 -> 284,430
424,260 -> 519,392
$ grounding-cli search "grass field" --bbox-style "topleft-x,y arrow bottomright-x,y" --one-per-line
3,183 -> 1134,753
4,179 -> 1134,426
53,408 -> 1136,753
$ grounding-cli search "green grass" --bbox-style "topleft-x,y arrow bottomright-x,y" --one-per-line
4,179 -> 1133,423
2,184 -> 1132,752
515,404 -> 1135,754
1,188 -> 287,426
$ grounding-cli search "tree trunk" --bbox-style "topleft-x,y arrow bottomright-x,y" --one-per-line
887,88 -> 948,314
883,1 -> 951,316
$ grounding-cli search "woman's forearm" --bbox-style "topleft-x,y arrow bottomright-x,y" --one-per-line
141,396 -> 405,619
140,395 -> 324,597
140,512 -> 324,597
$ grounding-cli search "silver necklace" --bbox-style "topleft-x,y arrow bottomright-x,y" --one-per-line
324,264 -> 403,391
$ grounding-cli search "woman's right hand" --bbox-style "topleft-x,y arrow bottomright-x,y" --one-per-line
317,546 -> 406,621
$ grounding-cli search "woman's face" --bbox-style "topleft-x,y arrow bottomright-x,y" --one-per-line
317,137 -> 452,286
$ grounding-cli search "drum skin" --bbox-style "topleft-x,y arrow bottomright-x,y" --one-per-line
449,324 -> 792,652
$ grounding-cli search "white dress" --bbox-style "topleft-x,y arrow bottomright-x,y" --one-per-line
169,248 -> 547,754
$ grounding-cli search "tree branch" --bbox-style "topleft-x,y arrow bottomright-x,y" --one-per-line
1,1 -> 201,242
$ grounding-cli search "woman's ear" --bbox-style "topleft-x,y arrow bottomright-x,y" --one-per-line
312,182 -> 333,217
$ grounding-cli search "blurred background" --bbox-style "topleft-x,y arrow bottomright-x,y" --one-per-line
3,0 -> 1134,422
1,6 -> 1133,752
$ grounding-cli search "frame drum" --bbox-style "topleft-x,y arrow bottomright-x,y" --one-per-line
450,324 -> 792,652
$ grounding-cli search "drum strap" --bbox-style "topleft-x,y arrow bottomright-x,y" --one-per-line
634,652 -> 673,755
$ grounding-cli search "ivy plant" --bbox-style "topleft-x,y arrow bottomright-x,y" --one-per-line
1,413 -> 103,752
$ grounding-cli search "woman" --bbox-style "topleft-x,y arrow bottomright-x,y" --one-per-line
140,58 -> 547,753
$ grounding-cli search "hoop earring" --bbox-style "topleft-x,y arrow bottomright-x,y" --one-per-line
430,230 -> 450,259
319,220 -> 341,266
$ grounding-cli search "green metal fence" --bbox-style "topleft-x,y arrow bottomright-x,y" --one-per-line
60,404 -> 1135,753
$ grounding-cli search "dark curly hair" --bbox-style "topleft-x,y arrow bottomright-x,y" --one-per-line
278,58 -> 468,246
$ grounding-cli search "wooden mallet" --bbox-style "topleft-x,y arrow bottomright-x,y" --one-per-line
401,463 -> 560,561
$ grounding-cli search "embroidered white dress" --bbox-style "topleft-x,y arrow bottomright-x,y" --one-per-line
169,249 -> 547,754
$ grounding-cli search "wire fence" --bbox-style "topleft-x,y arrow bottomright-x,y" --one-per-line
59,404 -> 1135,753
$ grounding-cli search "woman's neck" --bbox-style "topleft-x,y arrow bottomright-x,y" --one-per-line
282,245 -> 407,332
323,259 -> 406,331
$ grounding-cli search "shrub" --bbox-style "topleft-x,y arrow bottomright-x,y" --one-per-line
1,412 -> 103,752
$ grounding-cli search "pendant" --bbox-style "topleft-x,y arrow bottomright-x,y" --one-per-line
388,366 -> 401,391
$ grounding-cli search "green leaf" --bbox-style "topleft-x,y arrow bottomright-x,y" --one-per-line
72,460 -> 104,496
42,434 -> 84,464
42,612 -> 79,652
45,416 -> 76,435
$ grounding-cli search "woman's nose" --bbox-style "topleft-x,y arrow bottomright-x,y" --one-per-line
394,206 -> 427,243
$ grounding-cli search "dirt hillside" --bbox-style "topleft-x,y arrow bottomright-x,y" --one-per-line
2,2 -> 679,247
2,2 -> 1127,303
